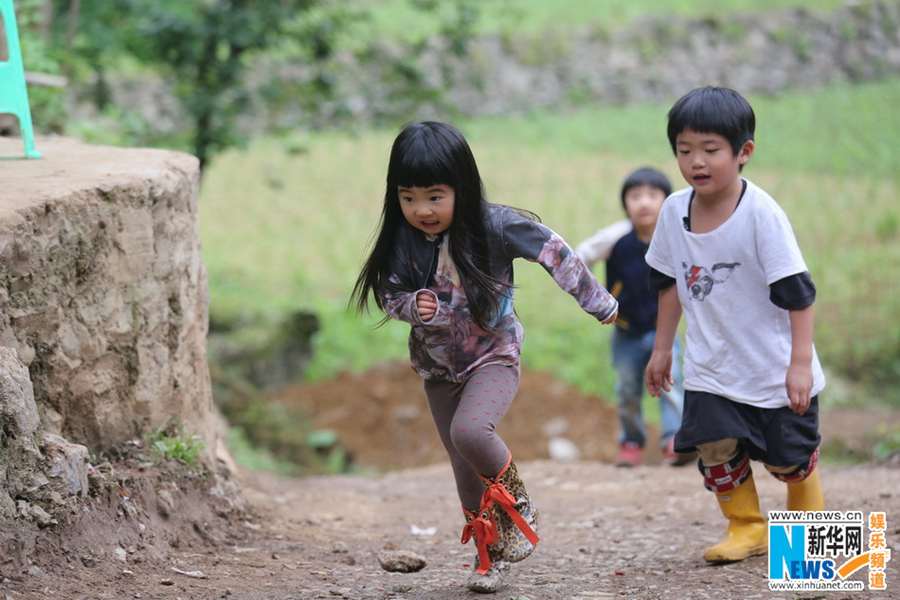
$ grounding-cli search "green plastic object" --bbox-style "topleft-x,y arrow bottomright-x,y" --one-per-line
0,0 -> 40,159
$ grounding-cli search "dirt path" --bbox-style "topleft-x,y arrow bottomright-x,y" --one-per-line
3,363 -> 898,599
233,462 -> 900,599
8,461 -> 897,600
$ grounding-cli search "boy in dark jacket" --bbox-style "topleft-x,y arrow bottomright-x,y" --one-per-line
578,167 -> 691,467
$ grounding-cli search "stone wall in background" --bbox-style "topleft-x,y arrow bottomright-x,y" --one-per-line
63,1 -> 900,139
338,0 -> 900,121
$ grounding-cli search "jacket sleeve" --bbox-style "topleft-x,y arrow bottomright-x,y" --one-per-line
575,219 -> 632,267
379,275 -> 453,327
501,209 -> 618,322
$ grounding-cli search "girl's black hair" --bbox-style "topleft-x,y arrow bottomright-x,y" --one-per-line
351,121 -> 508,329
667,86 -> 755,156
619,167 -> 672,211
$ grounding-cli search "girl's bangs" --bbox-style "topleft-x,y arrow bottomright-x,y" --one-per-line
391,136 -> 458,190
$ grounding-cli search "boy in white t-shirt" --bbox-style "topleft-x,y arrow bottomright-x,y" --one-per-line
644,86 -> 825,563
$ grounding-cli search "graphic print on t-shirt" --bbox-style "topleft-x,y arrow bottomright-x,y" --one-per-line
682,262 -> 741,301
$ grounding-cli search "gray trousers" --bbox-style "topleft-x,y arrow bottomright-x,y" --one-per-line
424,364 -> 518,510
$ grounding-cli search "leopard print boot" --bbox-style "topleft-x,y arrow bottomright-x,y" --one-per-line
480,457 -> 539,563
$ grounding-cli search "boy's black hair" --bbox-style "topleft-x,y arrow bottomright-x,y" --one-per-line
620,167 -> 672,211
351,121 -> 508,330
667,86 -> 755,156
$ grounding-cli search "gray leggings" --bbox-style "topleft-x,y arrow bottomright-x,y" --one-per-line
424,364 -> 518,511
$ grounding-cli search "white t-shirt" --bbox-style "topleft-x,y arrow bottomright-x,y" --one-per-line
645,179 -> 825,408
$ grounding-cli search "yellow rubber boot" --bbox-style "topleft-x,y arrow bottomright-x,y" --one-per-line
787,469 -> 824,511
704,474 -> 768,563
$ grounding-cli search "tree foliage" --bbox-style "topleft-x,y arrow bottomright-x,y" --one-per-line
122,0 -> 320,169
19,0 -> 338,168
13,0 -> 484,167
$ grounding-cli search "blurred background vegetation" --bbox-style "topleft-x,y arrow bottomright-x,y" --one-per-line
10,0 -> 900,472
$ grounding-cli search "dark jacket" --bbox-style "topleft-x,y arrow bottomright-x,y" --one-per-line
606,228 -> 658,335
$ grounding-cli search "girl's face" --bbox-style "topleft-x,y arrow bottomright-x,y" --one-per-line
398,184 -> 455,236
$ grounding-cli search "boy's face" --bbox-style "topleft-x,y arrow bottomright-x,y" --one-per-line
623,184 -> 667,230
398,184 -> 455,236
674,129 -> 754,198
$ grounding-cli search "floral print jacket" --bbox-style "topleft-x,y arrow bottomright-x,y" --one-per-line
379,204 -> 618,382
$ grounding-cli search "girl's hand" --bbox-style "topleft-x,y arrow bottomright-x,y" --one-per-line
645,350 -> 673,397
600,309 -> 618,325
786,362 -> 813,415
416,292 -> 438,322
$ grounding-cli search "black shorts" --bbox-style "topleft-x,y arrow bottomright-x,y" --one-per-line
674,390 -> 820,468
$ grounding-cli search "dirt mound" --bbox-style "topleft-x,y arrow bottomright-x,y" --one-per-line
0,442 -> 248,596
272,363 -> 664,471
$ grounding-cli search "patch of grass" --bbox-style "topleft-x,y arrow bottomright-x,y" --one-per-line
462,78 -> 900,180
875,210 -> 899,242
873,427 -> 900,462
148,427 -> 205,466
200,78 -> 900,405
302,305 -> 409,382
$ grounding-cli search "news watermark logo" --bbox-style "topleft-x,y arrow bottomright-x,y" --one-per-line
768,510 -> 891,592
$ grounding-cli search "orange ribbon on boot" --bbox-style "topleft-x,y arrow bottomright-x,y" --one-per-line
461,509 -> 499,575
481,481 -> 540,546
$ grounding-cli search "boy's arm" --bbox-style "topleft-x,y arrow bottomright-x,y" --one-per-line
769,272 -> 817,415
646,284 -> 681,397
786,305 -> 815,415
643,204 -> 681,397
755,201 -> 818,414
575,219 -> 632,267
502,211 -> 618,323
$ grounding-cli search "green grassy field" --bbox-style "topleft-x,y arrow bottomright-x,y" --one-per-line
352,0 -> 847,43
200,77 -> 900,404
